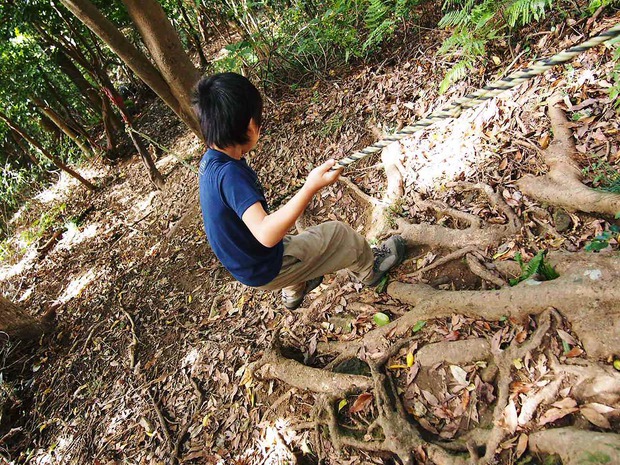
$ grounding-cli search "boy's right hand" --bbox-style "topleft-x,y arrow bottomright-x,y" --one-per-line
305,159 -> 343,192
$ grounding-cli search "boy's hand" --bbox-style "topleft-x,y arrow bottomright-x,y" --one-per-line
305,159 -> 343,192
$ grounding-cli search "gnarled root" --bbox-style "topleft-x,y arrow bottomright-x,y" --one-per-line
396,182 -> 521,250
517,94 -> 620,217
387,251 -> 620,358
529,428 -> 620,465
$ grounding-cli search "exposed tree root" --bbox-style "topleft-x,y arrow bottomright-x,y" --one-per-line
387,251 -> 620,358
254,332 -> 374,396
395,181 -> 522,250
255,300 -> 620,464
529,427 -> 620,465
465,253 -> 506,288
517,94 -> 620,216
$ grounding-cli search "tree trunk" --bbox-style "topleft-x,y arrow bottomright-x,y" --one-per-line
120,0 -> 201,128
178,1 -> 208,69
59,0 -> 202,140
9,129 -> 39,166
101,87 -> 165,189
0,296 -> 52,342
53,49 -> 102,114
32,97 -> 94,158
0,110 -> 96,191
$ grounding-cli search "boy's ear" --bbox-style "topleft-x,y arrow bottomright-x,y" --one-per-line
248,118 -> 260,135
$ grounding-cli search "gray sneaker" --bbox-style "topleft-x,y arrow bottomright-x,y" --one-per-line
282,276 -> 324,310
365,235 -> 407,287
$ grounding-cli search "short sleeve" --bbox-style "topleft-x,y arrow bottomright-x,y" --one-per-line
220,165 -> 265,219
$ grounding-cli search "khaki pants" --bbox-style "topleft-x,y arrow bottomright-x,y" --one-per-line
257,221 -> 374,294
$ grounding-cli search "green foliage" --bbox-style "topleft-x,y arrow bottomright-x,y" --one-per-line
585,225 -> 619,252
609,43 -> 620,109
581,159 -> 620,192
587,0 -> 620,14
373,311 -> 391,326
437,0 -> 554,93
509,250 -> 559,286
207,0 -> 420,82
19,202 -> 66,246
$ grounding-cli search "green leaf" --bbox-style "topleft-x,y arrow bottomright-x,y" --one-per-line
338,399 -> 348,411
375,274 -> 389,293
562,340 -> 571,355
615,212 -> 620,219
412,320 -> 426,333
373,312 -> 391,327
585,240 -> 609,252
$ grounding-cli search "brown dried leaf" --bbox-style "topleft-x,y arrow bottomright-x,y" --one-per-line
421,390 -> 439,407
556,329 -> 577,346
583,402 -> 615,415
565,347 -> 584,358
581,407 -> 611,429
349,392 -> 373,414
538,407 -> 578,426
516,433 -> 528,459
503,399 -> 518,434
515,330 -> 528,343
551,397 -> 577,409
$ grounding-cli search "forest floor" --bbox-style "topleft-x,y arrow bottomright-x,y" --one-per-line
1,10 -> 620,465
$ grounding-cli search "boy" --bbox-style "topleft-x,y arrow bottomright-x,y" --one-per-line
194,72 -> 406,310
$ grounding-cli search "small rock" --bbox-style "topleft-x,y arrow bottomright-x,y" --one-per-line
553,209 -> 572,233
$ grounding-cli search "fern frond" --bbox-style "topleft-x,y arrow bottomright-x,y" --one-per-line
439,58 -> 475,93
505,0 -> 552,27
365,0 -> 390,31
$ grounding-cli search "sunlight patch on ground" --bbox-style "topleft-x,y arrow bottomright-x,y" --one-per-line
231,418 -> 310,465
34,167 -> 102,205
57,222 -> 100,251
134,191 -> 158,213
0,247 -> 38,281
400,99 -> 499,191
30,432 -> 74,465
54,267 -> 98,304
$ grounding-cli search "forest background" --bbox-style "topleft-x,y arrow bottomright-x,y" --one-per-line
1,0 -> 620,464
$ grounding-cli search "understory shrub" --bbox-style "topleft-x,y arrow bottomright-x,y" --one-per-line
437,0 -> 620,93
205,0 -> 421,83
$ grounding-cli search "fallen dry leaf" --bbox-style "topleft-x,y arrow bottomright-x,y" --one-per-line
538,407 -> 578,426
349,392 -> 373,414
580,407 -> 611,429
503,399 -> 518,434
516,433 -> 528,458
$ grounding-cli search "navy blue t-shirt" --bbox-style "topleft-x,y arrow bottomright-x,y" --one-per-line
199,149 -> 283,286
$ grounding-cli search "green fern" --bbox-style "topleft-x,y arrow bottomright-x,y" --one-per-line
365,0 -> 391,30
509,250 -> 559,286
437,0 -> 558,93
505,0 -> 552,27
439,58 -> 475,93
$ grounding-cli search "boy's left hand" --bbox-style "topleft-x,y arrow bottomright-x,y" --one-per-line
305,159 -> 343,192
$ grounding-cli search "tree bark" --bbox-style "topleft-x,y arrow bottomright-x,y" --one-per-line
0,296 -> 51,342
32,97 -> 94,158
120,0 -> 201,128
9,129 -> 39,166
0,110 -> 96,190
53,49 -> 102,114
59,0 -> 202,139
178,1 -> 208,69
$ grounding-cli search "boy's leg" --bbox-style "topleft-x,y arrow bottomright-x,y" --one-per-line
258,221 -> 374,292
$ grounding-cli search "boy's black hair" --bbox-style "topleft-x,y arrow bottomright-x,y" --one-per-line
193,72 -> 263,148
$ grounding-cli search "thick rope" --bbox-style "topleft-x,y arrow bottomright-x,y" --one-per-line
334,23 -> 620,169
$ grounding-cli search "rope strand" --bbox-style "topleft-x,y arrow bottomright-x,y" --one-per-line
334,23 -> 620,169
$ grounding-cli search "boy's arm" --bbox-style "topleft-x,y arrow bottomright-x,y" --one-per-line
242,159 -> 342,248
